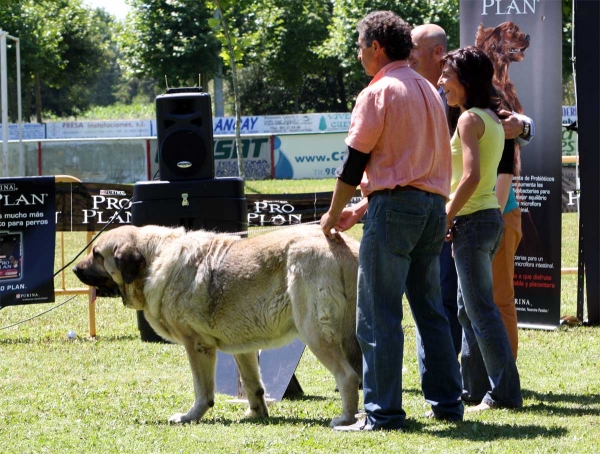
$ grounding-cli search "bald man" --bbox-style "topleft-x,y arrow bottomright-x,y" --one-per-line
409,24 -> 447,87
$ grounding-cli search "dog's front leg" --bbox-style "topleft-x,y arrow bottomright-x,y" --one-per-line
233,351 -> 269,419
169,343 -> 216,424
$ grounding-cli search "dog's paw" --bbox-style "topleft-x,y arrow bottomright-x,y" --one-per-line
168,412 -> 195,424
244,405 -> 269,419
330,415 -> 357,428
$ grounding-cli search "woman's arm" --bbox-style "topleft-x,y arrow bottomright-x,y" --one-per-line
445,111 -> 485,224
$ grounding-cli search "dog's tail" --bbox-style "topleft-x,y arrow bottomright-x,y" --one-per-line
339,241 -> 363,379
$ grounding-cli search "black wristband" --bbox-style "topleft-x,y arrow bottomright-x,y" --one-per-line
336,145 -> 370,186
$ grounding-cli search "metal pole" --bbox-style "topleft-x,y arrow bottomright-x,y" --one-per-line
1,31 -> 9,177
12,36 -> 23,176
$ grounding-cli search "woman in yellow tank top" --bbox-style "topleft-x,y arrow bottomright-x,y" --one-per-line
438,46 -> 522,411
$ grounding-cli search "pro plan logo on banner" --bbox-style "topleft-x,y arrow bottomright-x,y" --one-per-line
482,0 -> 540,15
83,190 -> 132,225
248,200 -> 302,226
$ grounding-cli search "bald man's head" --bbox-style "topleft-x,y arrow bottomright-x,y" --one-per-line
409,24 -> 448,87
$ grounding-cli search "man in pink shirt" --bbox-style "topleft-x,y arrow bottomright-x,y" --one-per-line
321,11 -> 463,431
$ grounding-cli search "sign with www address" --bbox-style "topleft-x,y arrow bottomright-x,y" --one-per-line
274,133 -> 347,179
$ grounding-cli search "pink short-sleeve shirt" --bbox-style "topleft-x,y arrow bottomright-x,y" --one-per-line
345,60 -> 451,198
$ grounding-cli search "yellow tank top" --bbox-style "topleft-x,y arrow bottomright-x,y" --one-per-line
450,107 -> 504,216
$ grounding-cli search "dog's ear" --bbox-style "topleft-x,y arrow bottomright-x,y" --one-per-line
114,244 -> 146,284
475,23 -> 486,46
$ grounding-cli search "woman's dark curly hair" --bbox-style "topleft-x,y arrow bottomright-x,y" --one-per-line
441,46 -> 501,111
357,11 -> 413,61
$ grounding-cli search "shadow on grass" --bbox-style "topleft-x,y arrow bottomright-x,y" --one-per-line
0,333 -> 144,345
146,416 -> 569,439
244,184 -> 262,195
412,419 -> 568,440
279,394 -> 328,402
239,415 -> 333,427
521,388 -> 600,416
144,414 -> 332,428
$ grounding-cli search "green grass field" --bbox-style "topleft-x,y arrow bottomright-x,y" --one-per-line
1,180 -> 598,453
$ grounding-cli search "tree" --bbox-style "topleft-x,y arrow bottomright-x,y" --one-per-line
317,0 -> 459,106
0,0 -> 112,121
119,0 -> 221,88
227,0 -> 459,115
209,0 -> 247,178
221,0 -> 351,114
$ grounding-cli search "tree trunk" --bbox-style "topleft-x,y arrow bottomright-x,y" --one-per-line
215,1 -> 245,181
337,70 -> 347,111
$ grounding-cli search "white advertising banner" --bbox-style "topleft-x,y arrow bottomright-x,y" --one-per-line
214,135 -> 272,180
46,120 -> 152,139
211,113 -> 351,136
0,123 -> 45,140
273,132 -> 347,179
212,116 -> 264,135
263,113 -> 351,134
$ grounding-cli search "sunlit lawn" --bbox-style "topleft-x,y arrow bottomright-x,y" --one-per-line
0,180 -> 597,453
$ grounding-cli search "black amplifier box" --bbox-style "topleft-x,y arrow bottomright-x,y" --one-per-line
131,178 -> 247,233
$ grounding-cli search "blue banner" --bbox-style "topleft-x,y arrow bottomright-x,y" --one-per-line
0,177 -> 56,308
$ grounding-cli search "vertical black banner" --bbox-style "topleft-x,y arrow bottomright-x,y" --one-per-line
0,177 -> 56,308
575,0 -> 600,324
460,0 -> 562,328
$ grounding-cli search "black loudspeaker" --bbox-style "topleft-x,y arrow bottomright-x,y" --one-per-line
156,88 -> 215,181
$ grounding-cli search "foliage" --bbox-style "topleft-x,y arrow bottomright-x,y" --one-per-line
0,0 -> 576,120
211,0 -> 349,115
119,0 -> 221,87
0,0 -> 113,121
42,100 -> 156,121
316,0 -> 459,106
208,0 -> 246,178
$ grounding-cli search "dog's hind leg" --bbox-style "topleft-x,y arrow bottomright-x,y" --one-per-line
234,351 -> 269,419
303,339 -> 360,427
168,343 -> 217,424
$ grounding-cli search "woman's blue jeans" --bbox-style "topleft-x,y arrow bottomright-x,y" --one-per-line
453,208 -> 523,408
358,189 -> 463,430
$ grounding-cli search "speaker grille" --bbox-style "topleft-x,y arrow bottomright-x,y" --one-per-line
161,130 -> 208,177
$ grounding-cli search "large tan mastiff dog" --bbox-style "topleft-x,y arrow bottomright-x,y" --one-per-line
73,224 -> 361,426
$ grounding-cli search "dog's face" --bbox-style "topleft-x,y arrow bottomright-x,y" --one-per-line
476,22 -> 530,63
73,226 -> 147,307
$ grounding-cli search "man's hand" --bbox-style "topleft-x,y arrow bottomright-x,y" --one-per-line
320,211 -> 343,242
498,109 -> 525,139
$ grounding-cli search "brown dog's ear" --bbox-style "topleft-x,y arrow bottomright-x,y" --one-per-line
114,245 -> 146,284
475,23 -> 486,46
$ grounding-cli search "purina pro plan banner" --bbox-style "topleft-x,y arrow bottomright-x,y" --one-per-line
460,0 -> 562,328
0,177 -> 56,308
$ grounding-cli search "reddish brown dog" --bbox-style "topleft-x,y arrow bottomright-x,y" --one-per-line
475,21 -> 530,113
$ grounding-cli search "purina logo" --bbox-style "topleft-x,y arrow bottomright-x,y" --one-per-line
482,0 -> 539,15
0,183 -> 17,192
100,189 -> 127,196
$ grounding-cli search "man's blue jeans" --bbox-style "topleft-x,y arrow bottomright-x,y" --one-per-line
358,189 -> 463,430
453,208 -> 523,408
